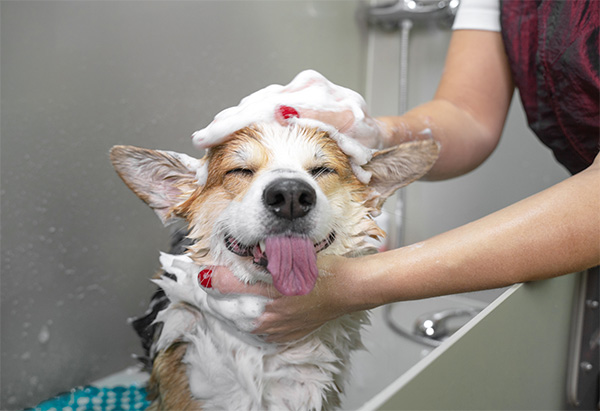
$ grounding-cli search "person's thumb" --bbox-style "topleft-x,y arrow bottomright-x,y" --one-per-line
209,265 -> 280,298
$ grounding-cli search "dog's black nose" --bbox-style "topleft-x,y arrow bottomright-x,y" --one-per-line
263,178 -> 316,220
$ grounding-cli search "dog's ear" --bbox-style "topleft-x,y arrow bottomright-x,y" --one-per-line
363,140 -> 440,211
110,145 -> 203,224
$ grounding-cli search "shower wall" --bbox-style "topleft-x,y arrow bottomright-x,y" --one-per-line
1,2 -> 368,409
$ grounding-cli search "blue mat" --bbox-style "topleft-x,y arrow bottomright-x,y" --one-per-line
26,385 -> 150,411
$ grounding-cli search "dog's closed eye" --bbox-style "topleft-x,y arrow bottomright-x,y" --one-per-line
309,166 -> 336,178
226,168 -> 255,177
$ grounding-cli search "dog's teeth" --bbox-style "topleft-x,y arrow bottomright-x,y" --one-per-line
259,240 -> 266,253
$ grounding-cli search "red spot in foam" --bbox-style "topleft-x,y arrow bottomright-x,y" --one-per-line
278,105 -> 300,120
198,268 -> 213,288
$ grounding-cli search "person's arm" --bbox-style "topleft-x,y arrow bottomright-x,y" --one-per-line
274,30 -> 513,179
209,29 -> 598,343
378,29 -> 514,180
249,154 -> 600,342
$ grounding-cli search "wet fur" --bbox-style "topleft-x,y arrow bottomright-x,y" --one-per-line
111,124 -> 439,410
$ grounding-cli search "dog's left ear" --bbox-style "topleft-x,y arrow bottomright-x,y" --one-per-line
110,145 -> 203,224
363,140 -> 440,211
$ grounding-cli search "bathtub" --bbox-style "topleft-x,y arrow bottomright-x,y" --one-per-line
41,290 -> 495,410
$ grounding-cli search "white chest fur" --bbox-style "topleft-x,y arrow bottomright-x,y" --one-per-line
153,253 -> 367,411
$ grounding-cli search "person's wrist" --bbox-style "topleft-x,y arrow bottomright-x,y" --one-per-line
375,117 -> 403,148
323,254 -> 381,315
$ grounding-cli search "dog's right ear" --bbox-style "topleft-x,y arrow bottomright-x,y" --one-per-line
110,145 -> 203,224
362,139 -> 440,212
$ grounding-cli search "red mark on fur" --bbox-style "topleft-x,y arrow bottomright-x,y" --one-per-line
278,105 -> 300,120
198,268 -> 213,288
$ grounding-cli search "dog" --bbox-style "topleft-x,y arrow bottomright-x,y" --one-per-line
110,122 -> 439,410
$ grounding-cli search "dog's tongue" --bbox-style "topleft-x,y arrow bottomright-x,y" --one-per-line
265,236 -> 318,296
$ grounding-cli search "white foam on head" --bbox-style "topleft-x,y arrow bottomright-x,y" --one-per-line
192,70 -> 379,184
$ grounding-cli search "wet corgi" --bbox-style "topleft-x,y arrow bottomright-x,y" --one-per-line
110,123 -> 438,410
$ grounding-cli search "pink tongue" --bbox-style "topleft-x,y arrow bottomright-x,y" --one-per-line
265,236 -> 318,296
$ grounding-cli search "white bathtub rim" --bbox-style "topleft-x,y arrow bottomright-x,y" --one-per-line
357,283 -> 523,411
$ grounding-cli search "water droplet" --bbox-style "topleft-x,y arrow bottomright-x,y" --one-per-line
38,324 -> 50,344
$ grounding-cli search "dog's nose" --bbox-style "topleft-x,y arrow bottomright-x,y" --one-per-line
263,178 -> 316,220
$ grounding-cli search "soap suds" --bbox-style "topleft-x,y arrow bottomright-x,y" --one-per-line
192,70 -> 381,184
418,128 -> 433,138
155,253 -> 270,347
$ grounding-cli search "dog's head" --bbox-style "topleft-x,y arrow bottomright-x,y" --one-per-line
110,123 -> 438,296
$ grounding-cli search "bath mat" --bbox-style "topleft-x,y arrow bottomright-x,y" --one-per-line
26,385 -> 150,411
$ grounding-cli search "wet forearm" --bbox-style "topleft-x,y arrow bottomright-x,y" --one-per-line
349,159 -> 600,308
376,30 -> 514,181
378,99 -> 500,180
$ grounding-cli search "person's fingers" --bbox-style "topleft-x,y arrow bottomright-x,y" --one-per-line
299,108 -> 356,133
250,295 -> 328,343
209,265 -> 281,298
252,317 -> 320,343
274,105 -> 301,125
273,104 -> 356,133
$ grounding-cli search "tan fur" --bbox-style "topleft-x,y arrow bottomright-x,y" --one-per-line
175,126 -> 378,265
146,341 -> 203,411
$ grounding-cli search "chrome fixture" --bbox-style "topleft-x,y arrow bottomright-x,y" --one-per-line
368,0 -> 460,30
384,304 -> 480,348
567,267 -> 599,409
413,308 -> 480,340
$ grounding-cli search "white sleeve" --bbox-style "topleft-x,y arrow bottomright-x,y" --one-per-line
452,0 -> 501,32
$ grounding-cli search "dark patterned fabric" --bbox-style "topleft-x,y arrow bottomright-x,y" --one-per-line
501,0 -> 599,174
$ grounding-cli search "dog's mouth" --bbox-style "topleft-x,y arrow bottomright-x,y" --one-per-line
224,232 -> 336,296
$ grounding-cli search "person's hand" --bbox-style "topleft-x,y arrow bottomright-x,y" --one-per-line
273,105 -> 392,149
192,70 -> 398,151
208,255 -> 356,343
